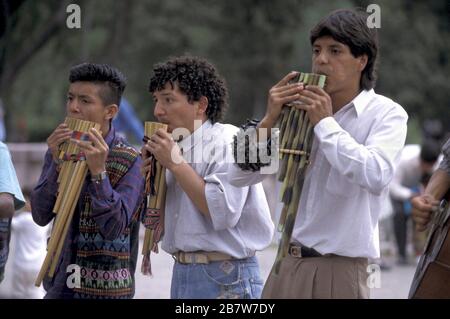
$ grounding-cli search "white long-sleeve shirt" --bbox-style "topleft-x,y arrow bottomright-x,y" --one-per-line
161,120 -> 274,258
229,89 -> 408,259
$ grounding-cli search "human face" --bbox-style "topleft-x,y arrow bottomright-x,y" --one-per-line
152,82 -> 205,134
66,82 -> 116,136
311,36 -> 367,96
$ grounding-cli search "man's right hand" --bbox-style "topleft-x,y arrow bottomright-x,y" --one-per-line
47,123 -> 72,161
259,71 -> 304,130
411,194 -> 440,232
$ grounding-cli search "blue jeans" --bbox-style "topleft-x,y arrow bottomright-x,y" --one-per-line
171,256 -> 264,299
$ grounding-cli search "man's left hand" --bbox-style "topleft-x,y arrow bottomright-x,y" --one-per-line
73,128 -> 108,175
294,85 -> 333,125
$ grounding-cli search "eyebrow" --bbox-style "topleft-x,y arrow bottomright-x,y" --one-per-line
313,43 -> 345,49
159,92 -> 175,96
67,92 -> 92,100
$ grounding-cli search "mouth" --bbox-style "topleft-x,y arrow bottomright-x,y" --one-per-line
314,71 -> 328,76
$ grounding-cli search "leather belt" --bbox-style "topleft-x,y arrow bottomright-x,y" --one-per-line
288,243 -> 323,258
172,251 -> 236,264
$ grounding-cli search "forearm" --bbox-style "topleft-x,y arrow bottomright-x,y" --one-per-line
424,169 -> 450,200
171,162 -> 210,218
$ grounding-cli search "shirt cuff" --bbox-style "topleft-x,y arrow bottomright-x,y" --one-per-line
88,176 -> 114,201
313,116 -> 341,141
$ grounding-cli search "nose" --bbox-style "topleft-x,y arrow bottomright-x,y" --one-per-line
67,99 -> 80,115
154,102 -> 165,118
314,51 -> 328,65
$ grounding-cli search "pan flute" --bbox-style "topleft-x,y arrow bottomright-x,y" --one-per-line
273,72 -> 326,274
35,117 -> 100,286
141,121 -> 168,275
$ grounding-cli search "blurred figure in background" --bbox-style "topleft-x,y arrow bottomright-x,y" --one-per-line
10,190 -> 49,298
389,141 -> 441,265
0,141 -> 25,284
113,97 -> 144,144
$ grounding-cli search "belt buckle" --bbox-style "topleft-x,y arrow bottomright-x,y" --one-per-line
289,245 -> 302,258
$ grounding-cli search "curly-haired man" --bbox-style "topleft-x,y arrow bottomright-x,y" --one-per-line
141,56 -> 274,299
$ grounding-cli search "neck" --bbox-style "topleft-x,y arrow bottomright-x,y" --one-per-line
330,86 -> 362,114
188,117 -> 207,134
101,122 -> 111,138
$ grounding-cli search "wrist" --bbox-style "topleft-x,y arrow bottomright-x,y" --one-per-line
259,115 -> 276,130
91,170 -> 108,183
169,160 -> 187,174
90,166 -> 106,177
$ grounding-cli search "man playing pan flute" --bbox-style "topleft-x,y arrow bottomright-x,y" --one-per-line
229,9 -> 408,298
141,56 -> 274,299
31,63 -> 144,299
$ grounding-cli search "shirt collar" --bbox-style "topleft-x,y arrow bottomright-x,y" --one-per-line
348,89 -> 375,117
104,125 -> 116,148
178,120 -> 212,153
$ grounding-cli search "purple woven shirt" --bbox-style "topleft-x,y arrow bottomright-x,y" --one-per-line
31,126 -> 144,298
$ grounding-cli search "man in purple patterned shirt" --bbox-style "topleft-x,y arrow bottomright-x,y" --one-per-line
31,63 -> 144,299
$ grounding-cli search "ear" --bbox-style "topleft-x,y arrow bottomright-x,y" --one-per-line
358,54 -> 368,72
104,104 -> 119,121
196,96 -> 208,116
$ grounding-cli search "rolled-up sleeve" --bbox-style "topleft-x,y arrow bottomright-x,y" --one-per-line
205,169 -> 249,231
88,156 -> 144,240
314,106 -> 408,195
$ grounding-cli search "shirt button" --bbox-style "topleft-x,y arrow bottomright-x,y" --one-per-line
174,213 -> 178,218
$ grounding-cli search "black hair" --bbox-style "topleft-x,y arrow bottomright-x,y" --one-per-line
420,140 -> 441,164
310,8 -> 379,90
148,56 -> 228,123
69,63 -> 126,106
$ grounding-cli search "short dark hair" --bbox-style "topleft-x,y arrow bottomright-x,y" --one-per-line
310,9 -> 379,90
420,140 -> 441,164
148,56 -> 228,123
69,63 -> 126,106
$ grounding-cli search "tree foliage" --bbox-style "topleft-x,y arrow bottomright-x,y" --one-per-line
0,0 -> 448,142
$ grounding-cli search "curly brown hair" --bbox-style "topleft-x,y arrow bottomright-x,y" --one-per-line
148,56 -> 228,123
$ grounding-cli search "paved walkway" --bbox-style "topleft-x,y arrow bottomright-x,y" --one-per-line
0,230 -> 417,299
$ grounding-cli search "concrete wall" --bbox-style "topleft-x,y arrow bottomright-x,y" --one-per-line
7,143 -> 47,191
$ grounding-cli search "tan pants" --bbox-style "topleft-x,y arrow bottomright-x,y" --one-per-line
262,254 -> 369,299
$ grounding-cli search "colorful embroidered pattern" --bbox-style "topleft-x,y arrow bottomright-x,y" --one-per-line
74,140 -> 141,299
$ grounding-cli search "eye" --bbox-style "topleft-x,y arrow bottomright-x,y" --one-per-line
312,48 -> 320,55
331,48 -> 340,55
165,97 -> 173,103
67,96 -> 73,102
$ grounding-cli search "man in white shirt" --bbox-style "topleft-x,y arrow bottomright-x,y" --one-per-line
141,56 -> 274,299
229,9 -> 408,298
389,142 -> 440,265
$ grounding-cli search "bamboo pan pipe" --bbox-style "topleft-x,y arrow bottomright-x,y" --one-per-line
35,118 -> 100,286
141,122 -> 168,258
273,72 -> 326,275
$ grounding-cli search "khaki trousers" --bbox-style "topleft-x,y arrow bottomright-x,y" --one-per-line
262,254 -> 370,299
